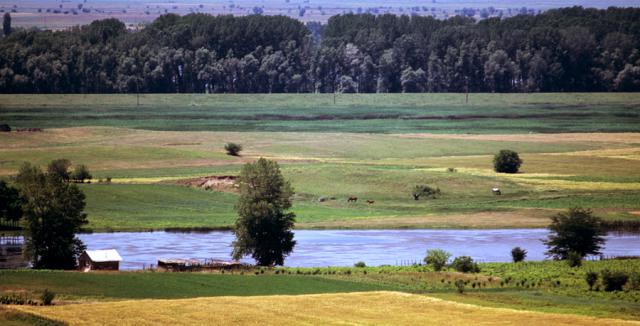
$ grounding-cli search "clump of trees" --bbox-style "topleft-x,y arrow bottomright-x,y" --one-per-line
412,185 -> 441,200
493,150 -> 522,173
544,208 -> 605,261
224,143 -> 243,156
511,247 -> 527,263
232,158 -> 296,266
2,8 -> 640,94
16,161 -> 88,269
451,256 -> 480,273
424,249 -> 451,271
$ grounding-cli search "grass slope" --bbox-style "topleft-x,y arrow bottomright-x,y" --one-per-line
0,270 -> 390,300
2,126 -> 640,230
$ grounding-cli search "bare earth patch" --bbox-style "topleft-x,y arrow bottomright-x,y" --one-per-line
176,175 -> 239,192
14,291 -> 638,326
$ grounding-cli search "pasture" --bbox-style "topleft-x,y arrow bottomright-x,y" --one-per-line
1,94 -> 640,231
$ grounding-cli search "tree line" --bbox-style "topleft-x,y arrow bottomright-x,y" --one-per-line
1,7 -> 640,94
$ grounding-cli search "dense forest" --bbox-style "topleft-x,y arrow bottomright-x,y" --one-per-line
1,7 -> 640,93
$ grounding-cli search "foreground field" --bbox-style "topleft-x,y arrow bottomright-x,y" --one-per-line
12,291 -> 639,326
2,260 -> 639,320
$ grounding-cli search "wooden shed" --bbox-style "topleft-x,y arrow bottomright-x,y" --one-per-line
79,249 -> 122,272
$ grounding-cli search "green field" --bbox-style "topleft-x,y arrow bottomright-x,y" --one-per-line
2,94 -> 640,231
2,93 -> 640,133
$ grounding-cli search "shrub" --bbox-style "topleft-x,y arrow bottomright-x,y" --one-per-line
566,251 -> 582,267
585,271 -> 598,290
41,289 -> 55,306
602,270 -> 629,292
511,247 -> 527,263
412,185 -> 441,200
447,167 -> 457,172
0,123 -> 10,132
224,143 -> 243,156
451,256 -> 480,273
354,261 -> 366,268
424,249 -> 451,272
455,279 -> 465,294
493,149 -> 522,173
71,164 -> 92,183
626,273 -> 640,290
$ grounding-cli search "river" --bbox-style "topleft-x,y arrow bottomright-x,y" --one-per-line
71,229 -> 640,270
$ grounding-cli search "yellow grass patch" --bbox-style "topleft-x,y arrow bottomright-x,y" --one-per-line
555,148 -> 640,161
13,291 -> 638,326
419,167 -> 640,191
396,133 -> 640,145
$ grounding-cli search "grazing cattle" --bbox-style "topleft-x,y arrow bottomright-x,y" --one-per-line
347,196 -> 358,203
492,187 -> 501,195
366,200 -> 375,205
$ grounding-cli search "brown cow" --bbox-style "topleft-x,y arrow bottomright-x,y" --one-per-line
347,196 -> 358,203
366,200 -> 375,205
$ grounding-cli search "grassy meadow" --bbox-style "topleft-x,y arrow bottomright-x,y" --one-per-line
1,94 -> 640,230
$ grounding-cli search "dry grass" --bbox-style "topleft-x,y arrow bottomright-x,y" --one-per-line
397,133 -> 640,145
297,210 -> 554,229
14,291 -> 639,326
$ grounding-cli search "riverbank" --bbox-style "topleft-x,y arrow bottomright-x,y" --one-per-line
2,259 -> 639,322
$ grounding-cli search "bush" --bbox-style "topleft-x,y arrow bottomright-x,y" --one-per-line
511,247 -> 527,263
412,185 -> 441,200
424,249 -> 451,271
455,279 -> 465,294
585,271 -> 598,290
601,270 -> 629,292
566,251 -> 582,267
71,164 -> 92,183
224,143 -> 243,156
41,289 -> 55,305
451,256 -> 480,273
626,273 -> 640,290
493,149 -> 522,173
0,123 -> 10,132
354,261 -> 366,268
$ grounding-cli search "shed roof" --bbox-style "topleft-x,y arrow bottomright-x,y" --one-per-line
84,249 -> 122,262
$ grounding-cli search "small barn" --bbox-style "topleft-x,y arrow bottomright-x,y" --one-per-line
78,249 -> 122,272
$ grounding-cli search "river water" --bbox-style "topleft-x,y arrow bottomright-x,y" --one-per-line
73,229 -> 640,270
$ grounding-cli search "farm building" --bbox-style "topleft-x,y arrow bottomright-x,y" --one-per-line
78,249 -> 122,272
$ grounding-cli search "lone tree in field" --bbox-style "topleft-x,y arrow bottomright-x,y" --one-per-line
232,158 -> 296,266
224,143 -> 243,156
16,162 -> 88,269
544,208 -> 605,260
493,150 -> 522,173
